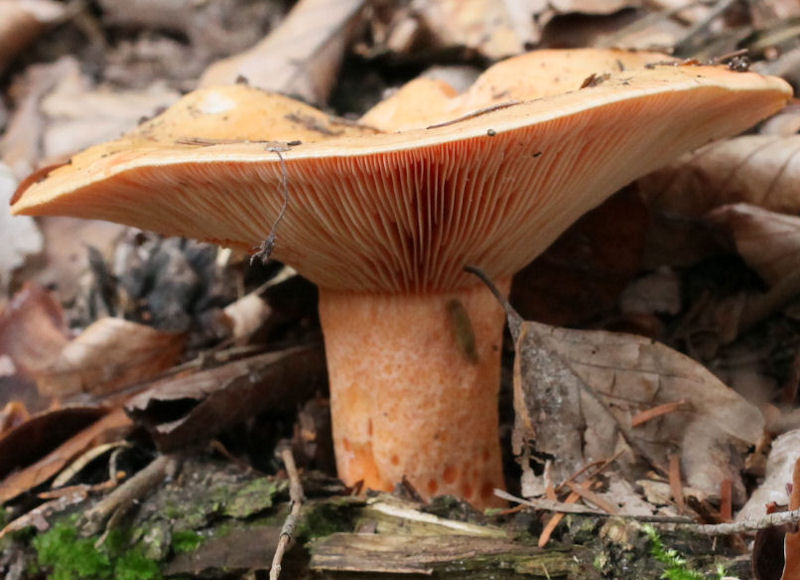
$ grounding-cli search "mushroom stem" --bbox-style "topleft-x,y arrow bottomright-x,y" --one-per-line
318,278 -> 510,508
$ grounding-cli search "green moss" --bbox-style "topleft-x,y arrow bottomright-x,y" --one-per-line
172,530 -> 204,554
643,525 -> 724,580
223,478 -> 284,518
32,520 -> 162,580
297,499 -> 357,540
114,550 -> 161,580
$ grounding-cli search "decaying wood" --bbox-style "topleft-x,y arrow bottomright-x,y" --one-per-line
310,532 -> 587,576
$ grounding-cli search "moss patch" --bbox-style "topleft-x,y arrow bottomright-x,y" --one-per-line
171,529 -> 204,554
32,520 -> 161,580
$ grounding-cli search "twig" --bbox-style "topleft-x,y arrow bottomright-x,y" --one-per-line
80,453 -> 181,538
673,0 -> 738,55
426,100 -> 520,130
270,448 -> 304,580
495,490 -> 800,535
670,509 -> 800,535
252,148 -> 291,266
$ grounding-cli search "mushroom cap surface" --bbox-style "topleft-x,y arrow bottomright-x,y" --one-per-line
12,60 -> 792,293
362,48 -> 677,131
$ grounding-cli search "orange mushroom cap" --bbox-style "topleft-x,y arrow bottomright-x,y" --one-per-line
10,51 -> 792,507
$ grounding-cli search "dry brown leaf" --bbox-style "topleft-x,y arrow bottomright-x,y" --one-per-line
782,456 -> 800,579
760,102 -> 800,136
740,429 -> 800,521
640,135 -> 800,217
32,317 -> 185,398
0,283 -> 70,380
549,0 -> 635,15
38,67 -> 179,163
15,216 -> 127,308
0,164 -> 43,296
709,203 -> 800,286
126,345 -> 325,450
0,58 -> 74,179
413,0 -> 525,59
0,407 -> 131,503
1,57 -> 178,178
0,406 -> 104,480
199,0 -> 364,104
0,0 -> 65,75
503,296 -> 763,503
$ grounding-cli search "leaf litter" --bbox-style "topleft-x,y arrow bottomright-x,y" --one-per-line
2,0 -> 800,578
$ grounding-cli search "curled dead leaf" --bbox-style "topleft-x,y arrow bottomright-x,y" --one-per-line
640,135 -> 800,217
0,407 -> 131,503
126,345 -> 325,450
0,0 -> 65,74
199,0 -> 364,104
32,317 -> 185,398
709,203 -> 800,286
0,283 -> 70,380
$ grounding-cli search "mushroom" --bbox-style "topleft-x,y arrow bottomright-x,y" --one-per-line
11,51 -> 791,508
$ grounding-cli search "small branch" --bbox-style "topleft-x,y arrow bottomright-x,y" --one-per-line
495,490 -> 800,535
80,453 -> 181,537
270,448 -> 304,580
668,509 -> 800,536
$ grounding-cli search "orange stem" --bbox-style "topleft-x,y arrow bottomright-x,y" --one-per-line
318,279 -> 510,508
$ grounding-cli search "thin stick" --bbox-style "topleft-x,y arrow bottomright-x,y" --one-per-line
270,448 -> 304,580
252,148 -> 291,266
496,490 -> 800,535
80,453 -> 181,537
426,100 -> 520,129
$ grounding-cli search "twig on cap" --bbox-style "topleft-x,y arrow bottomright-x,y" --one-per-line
270,447 -> 304,580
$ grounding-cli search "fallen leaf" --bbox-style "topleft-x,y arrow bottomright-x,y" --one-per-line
503,293 -> 763,503
640,135 -> 800,217
126,345 -> 326,450
0,401 -> 29,437
1,57 -> 178,179
38,66 -> 179,162
32,317 -> 186,398
17,216 -> 127,308
549,0 -> 635,14
199,0 -> 365,104
782,457 -> 800,579
0,0 -> 64,75
709,203 -> 800,286
0,407 -> 131,503
0,283 -> 70,380
0,58 -> 75,178
0,406 -> 105,480
412,0 -> 525,59
739,429 -> 800,521
0,164 -> 43,297
760,102 -> 800,136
